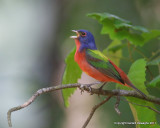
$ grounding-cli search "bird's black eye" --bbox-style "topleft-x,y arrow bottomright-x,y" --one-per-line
81,32 -> 86,36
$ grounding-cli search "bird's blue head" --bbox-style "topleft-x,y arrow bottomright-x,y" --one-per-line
70,29 -> 97,52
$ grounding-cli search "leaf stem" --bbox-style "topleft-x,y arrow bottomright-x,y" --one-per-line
127,42 -> 134,62
146,66 -> 154,80
148,49 -> 160,61
131,45 -> 148,60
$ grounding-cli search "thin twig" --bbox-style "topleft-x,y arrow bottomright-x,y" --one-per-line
7,83 -> 98,127
7,83 -> 160,127
148,49 -> 160,61
7,84 -> 79,127
127,42 -> 134,61
130,45 -> 148,60
114,96 -> 121,115
146,66 -> 154,80
82,96 -> 111,128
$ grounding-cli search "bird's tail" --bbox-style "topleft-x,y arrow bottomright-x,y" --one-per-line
126,82 -> 147,98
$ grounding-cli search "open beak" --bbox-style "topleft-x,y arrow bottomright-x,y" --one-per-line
70,30 -> 79,39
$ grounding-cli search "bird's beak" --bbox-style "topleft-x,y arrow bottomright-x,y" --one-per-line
70,30 -> 79,39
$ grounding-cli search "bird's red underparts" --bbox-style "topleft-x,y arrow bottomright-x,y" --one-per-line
74,39 -> 132,87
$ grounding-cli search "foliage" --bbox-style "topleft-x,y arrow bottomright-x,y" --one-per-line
103,40 -> 122,65
117,59 -> 159,127
147,75 -> 160,87
107,43 -> 126,53
146,56 -> 160,87
62,48 -> 82,107
87,12 -> 160,89
87,13 -> 160,46
147,57 -> 160,66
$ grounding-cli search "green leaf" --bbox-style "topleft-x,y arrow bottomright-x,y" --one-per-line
117,59 -> 160,127
130,25 -> 149,33
147,75 -> 160,87
128,59 -> 147,91
62,48 -> 82,107
147,57 -> 160,66
107,43 -> 126,53
87,12 -> 131,24
87,13 -> 160,46
142,30 -> 160,43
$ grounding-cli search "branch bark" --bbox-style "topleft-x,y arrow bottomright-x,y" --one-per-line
7,83 -> 160,127
114,96 -> 121,115
82,96 -> 111,128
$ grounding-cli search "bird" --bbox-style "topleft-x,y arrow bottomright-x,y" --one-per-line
70,29 -> 146,97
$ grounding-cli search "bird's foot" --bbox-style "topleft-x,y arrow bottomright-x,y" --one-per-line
79,82 -> 102,95
79,84 -> 85,94
79,84 -> 93,95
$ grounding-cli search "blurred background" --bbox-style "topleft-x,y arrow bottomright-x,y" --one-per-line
1,0 -> 160,128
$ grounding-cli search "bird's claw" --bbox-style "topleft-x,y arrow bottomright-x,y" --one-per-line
79,84 -> 85,94
79,84 -> 93,94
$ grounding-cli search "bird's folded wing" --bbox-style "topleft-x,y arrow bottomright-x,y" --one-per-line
86,49 -> 124,84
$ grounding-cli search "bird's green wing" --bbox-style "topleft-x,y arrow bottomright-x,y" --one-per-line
85,49 -> 124,84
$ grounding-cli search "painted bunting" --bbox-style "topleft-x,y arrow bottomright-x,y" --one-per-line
70,29 -> 146,97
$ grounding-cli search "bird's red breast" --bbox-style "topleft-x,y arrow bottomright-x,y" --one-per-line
74,39 -> 124,84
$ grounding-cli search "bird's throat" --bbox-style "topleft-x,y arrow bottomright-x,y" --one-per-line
75,39 -> 81,52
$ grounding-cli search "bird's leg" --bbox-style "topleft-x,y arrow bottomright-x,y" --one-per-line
97,82 -> 107,97
79,82 -> 102,94
98,82 -> 107,92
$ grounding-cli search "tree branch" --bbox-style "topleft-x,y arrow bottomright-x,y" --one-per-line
114,96 -> 121,115
7,83 -> 160,127
82,96 -> 111,128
